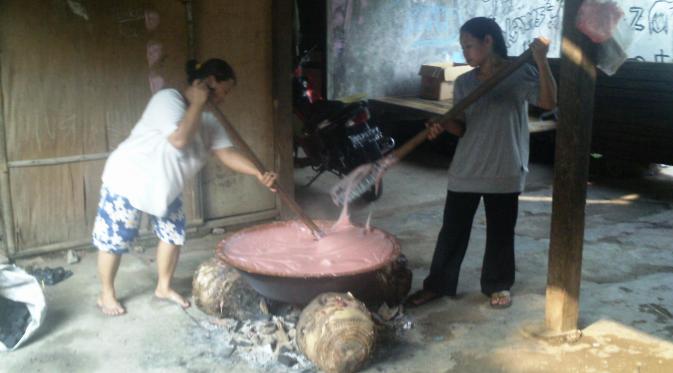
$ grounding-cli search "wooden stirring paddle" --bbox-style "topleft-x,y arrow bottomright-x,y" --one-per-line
208,102 -> 326,239
331,48 -> 534,205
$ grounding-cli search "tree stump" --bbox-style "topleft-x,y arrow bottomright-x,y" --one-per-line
297,292 -> 375,373
192,257 -> 262,320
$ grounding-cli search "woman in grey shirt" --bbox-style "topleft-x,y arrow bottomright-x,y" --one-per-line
407,17 -> 557,308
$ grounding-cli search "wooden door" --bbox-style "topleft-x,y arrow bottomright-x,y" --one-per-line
196,0 -> 278,221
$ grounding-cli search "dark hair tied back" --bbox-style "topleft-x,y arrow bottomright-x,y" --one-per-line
460,17 -> 508,59
185,58 -> 237,84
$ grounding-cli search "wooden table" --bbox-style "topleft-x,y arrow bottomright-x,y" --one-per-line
369,96 -> 557,133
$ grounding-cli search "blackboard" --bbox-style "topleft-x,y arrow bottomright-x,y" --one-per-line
619,0 -> 673,62
327,0 -> 673,99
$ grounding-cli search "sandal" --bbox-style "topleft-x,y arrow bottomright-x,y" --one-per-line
405,289 -> 442,308
489,290 -> 512,309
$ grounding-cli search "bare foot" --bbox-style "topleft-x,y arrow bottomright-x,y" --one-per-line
154,288 -> 191,309
97,294 -> 126,316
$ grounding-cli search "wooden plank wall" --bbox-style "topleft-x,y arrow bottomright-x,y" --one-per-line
272,0 -> 296,219
0,1 -> 151,251
195,0 -> 278,221
0,0 -> 288,256
548,60 -> 673,165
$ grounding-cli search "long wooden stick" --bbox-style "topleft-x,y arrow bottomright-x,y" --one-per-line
208,102 -> 325,238
391,48 -> 534,161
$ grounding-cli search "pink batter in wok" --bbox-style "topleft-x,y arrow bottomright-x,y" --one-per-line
220,217 -> 398,277
221,170 -> 397,277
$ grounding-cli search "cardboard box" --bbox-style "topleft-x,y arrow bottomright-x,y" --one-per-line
418,62 -> 472,100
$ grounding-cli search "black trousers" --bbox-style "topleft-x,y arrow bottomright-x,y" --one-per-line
423,190 -> 519,296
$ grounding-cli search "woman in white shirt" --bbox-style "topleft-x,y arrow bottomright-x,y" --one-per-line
93,59 -> 277,316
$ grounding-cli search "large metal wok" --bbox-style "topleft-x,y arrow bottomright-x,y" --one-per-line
216,220 -> 401,305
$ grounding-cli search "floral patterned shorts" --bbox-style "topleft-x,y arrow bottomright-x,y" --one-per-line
92,187 -> 186,255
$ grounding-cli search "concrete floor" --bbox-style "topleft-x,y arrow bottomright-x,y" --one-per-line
3,151 -> 673,373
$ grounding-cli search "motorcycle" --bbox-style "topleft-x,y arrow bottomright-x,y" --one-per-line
293,49 -> 394,202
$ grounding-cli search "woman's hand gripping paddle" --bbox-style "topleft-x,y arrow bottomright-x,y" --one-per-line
330,48 -> 534,206
208,102 -> 326,239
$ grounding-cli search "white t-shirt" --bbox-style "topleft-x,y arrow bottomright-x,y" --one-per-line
102,89 -> 233,217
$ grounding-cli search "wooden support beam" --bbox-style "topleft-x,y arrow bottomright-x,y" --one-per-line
272,0 -> 295,219
0,53 -> 17,257
7,152 -> 109,168
545,0 -> 598,333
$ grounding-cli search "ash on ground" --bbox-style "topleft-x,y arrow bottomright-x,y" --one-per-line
186,299 -> 415,372
187,300 -> 315,372
370,304 -> 418,367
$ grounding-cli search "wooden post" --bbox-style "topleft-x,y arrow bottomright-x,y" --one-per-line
0,55 -> 17,257
272,0 -> 295,219
545,0 -> 598,333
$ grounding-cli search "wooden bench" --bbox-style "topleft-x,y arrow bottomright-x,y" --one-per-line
368,96 -> 556,133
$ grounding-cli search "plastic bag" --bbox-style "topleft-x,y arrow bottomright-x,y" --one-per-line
576,0 -> 633,75
596,19 -> 633,76
0,264 -> 47,351
576,0 -> 624,43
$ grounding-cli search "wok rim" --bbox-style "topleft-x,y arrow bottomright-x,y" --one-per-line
216,219 -> 401,279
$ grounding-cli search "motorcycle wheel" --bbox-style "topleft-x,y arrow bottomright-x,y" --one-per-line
362,180 -> 383,202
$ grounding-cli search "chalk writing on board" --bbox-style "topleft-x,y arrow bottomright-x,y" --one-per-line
457,0 -> 563,57
620,0 -> 673,62
649,0 -> 673,34
503,2 -> 556,47
629,7 -> 646,31
474,0 -> 673,63
406,3 -> 452,48
654,49 -> 671,62
327,0 -> 673,99
476,0 -> 515,17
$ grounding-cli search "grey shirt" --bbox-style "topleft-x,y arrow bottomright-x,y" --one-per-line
446,64 -> 540,193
